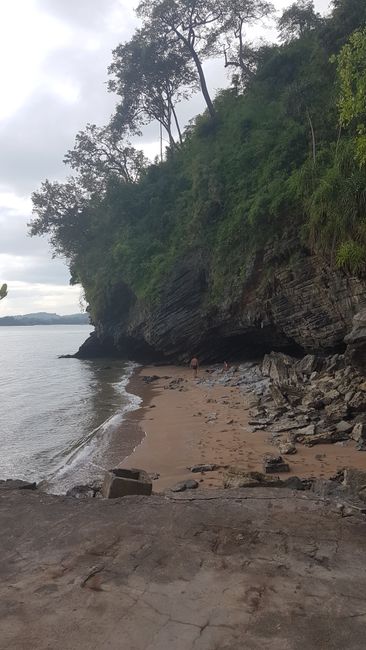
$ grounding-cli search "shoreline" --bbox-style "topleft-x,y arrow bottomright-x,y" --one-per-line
120,364 -> 366,492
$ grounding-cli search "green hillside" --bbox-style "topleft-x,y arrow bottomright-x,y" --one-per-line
30,0 -> 366,326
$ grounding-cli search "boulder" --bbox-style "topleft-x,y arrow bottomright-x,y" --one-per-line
189,463 -> 220,473
278,442 -> 297,455
170,479 -> 199,492
262,352 -> 294,385
223,470 -> 283,489
263,455 -> 290,474
295,355 -> 318,377
351,422 -> 366,442
299,431 -> 350,447
348,391 -> 366,413
223,469 -> 306,490
343,469 -> 366,502
335,420 -> 353,434
102,468 -> 152,499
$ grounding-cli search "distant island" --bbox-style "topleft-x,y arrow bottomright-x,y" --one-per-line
0,312 -> 90,326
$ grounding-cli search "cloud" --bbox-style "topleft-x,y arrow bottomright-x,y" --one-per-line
0,281 -> 83,316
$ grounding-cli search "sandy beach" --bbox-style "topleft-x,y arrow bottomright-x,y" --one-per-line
120,365 -> 366,492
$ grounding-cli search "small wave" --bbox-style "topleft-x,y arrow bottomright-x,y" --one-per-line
45,362 -> 142,494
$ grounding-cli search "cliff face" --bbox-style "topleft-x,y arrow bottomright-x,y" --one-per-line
77,239 -> 366,362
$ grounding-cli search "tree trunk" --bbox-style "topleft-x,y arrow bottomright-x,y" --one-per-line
306,108 -> 316,165
190,47 -> 215,118
171,103 -> 183,145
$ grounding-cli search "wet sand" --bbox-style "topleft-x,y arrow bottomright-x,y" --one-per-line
120,365 -> 366,492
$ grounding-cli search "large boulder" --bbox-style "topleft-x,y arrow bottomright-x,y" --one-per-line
345,309 -> 366,373
102,468 -> 152,499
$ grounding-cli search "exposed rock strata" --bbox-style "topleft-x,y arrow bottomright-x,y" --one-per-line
76,241 -> 366,362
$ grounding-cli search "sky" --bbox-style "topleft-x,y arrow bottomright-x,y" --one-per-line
0,0 -> 331,316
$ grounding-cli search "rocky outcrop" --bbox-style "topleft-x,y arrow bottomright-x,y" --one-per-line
248,350 -> 366,453
2,485 -> 366,650
345,308 -> 366,373
77,239 -> 366,363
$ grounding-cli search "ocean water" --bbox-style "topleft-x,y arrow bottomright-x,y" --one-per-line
0,325 -> 141,493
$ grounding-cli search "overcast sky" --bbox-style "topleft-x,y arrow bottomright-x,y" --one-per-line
0,0 -> 331,316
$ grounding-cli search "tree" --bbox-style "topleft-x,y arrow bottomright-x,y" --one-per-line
335,28 -> 366,165
278,0 -> 321,43
0,284 -> 7,300
223,0 -> 274,85
64,123 -> 148,192
30,178 -> 92,260
137,0 -> 224,117
108,29 -> 197,148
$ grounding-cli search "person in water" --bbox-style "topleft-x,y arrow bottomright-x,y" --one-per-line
190,356 -> 199,378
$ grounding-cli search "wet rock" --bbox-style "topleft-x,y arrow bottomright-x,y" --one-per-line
263,455 -> 290,474
66,484 -> 101,499
170,479 -> 199,492
0,479 -> 37,491
142,375 -> 160,384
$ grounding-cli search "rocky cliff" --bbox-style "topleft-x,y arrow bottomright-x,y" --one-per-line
76,237 -> 366,363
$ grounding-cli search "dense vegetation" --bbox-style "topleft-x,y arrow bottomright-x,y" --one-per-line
30,0 -> 366,323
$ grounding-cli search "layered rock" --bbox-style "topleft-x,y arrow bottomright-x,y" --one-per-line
345,309 -> 366,373
77,240 -> 366,363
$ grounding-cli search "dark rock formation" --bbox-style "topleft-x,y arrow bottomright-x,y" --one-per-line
345,309 -> 366,373
76,241 -> 366,363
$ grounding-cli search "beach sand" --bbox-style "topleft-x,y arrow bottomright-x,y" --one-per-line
120,365 -> 366,492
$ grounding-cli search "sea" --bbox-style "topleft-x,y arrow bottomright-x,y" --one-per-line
0,325 -> 142,494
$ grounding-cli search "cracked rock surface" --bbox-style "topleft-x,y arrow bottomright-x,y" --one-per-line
1,487 -> 366,649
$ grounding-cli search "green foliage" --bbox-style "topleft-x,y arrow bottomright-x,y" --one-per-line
334,27 -> 366,164
278,0 -> 322,44
336,240 -> 366,273
30,0 -> 366,321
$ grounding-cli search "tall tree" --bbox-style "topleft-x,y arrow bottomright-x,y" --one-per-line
278,0 -> 322,43
64,123 -> 148,192
108,29 -> 197,148
137,0 -> 224,118
223,0 -> 273,85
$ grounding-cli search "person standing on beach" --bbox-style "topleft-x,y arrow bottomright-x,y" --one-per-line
190,356 -> 199,378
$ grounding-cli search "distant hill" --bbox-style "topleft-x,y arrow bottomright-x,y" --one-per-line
0,312 -> 90,326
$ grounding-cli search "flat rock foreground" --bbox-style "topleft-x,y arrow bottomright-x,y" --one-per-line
1,487 -> 366,650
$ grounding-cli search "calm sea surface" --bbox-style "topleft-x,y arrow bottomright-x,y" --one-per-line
0,325 -> 141,493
